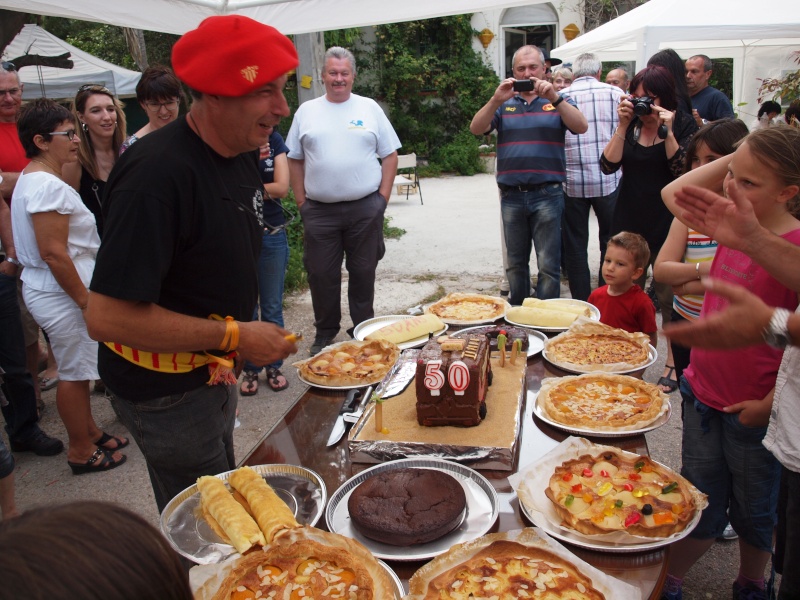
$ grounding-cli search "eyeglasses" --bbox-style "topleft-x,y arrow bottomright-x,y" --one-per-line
78,83 -> 111,94
1,61 -> 17,72
49,129 -> 78,141
0,88 -> 21,97
144,99 -> 180,112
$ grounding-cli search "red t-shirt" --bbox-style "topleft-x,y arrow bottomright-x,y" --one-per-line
0,121 -> 27,172
588,284 -> 657,334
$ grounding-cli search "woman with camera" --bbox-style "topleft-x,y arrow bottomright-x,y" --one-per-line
600,65 -> 697,373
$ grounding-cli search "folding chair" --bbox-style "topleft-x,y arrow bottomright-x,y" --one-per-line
393,153 -> 423,204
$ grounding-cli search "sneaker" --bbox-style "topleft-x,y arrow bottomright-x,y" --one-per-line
719,522 -> 738,541
10,428 -> 64,456
309,336 -> 333,356
733,581 -> 768,600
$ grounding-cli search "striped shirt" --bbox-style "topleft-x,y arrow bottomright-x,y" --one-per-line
673,229 -> 717,320
563,77 -> 623,198
491,94 -> 576,187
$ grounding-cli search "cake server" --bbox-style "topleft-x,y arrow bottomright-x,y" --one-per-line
326,387 -> 365,446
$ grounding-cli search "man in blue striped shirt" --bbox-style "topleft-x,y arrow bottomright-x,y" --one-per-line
561,52 -> 625,301
471,46 -> 587,304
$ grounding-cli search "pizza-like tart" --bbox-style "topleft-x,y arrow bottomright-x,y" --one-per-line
539,374 -> 666,431
407,529 -> 606,600
293,339 -> 399,387
545,322 -> 651,372
195,526 -> 396,600
425,292 -> 509,325
545,450 -> 701,538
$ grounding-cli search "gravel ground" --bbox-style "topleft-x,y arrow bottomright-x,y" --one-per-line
4,173 -> 761,599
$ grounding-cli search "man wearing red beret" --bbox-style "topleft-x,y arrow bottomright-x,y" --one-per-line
287,47 -> 401,355
84,16 -> 299,511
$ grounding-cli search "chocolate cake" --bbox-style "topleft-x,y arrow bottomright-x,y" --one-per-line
347,468 -> 466,546
454,325 -> 529,353
416,334 -> 492,427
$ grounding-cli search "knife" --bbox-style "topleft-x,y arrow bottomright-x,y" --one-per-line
326,388 -> 364,446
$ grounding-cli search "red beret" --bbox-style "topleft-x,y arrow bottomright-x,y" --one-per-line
172,16 -> 299,97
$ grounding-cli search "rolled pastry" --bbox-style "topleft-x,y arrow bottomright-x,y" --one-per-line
365,313 -> 445,343
507,305 -> 578,327
196,475 -> 265,554
522,298 -> 591,317
228,466 -> 298,543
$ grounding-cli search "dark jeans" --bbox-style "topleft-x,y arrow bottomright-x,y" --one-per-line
0,272 -> 41,443
562,188 -> 618,301
500,184 -> 564,304
110,383 -> 237,512
776,466 -> 800,598
300,192 -> 386,338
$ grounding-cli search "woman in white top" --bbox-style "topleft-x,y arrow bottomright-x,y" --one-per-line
10,99 -> 127,475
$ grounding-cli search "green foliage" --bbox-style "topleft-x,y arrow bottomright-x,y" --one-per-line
352,15 -> 499,174
759,51 -> 800,105
708,57 -> 733,101
383,216 -> 406,239
432,130 -> 483,175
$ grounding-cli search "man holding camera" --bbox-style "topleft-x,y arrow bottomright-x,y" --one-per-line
470,45 -> 587,304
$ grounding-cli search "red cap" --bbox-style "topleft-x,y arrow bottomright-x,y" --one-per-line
172,15 -> 298,96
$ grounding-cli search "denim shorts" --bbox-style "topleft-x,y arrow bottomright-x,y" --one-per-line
680,376 -> 780,552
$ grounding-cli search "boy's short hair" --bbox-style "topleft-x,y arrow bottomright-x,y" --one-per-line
608,232 -> 650,270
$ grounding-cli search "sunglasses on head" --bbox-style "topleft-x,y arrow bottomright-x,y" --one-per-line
1,61 -> 17,72
78,83 -> 111,94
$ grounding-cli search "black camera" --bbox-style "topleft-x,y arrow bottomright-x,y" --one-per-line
632,96 -> 655,116
513,79 -> 534,92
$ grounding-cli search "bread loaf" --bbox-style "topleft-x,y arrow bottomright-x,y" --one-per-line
364,313 -> 444,343
522,298 -> 591,316
228,466 -> 298,543
196,475 -> 265,554
507,305 -> 578,327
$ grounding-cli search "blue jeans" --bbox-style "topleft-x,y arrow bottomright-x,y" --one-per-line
562,188 -> 619,301
244,229 -> 289,374
110,383 -> 238,512
0,272 -> 41,444
500,185 -> 564,304
679,376 -> 779,552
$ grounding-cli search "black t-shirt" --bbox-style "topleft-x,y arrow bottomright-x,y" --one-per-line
79,169 -> 105,238
91,117 -> 263,401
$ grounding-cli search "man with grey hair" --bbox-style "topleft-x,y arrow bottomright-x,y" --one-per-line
685,54 -> 734,126
561,52 -> 625,300
604,67 -> 629,91
287,47 -> 400,355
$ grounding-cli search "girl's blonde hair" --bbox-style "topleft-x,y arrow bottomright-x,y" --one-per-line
71,85 -> 127,179
741,127 -> 800,217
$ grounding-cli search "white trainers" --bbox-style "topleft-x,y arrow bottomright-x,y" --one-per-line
719,522 -> 738,540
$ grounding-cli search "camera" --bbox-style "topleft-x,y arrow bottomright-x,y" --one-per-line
513,79 -> 534,92
631,96 -> 655,116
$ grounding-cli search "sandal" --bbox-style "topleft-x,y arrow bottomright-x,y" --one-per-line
94,431 -> 129,451
68,447 -> 127,475
240,371 -> 259,396
266,367 -> 289,392
39,375 -> 59,391
657,365 -> 679,393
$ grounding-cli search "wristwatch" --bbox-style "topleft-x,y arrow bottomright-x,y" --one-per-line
4,256 -> 21,268
763,307 -> 793,349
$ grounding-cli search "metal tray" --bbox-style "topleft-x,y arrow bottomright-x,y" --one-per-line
160,464 -> 326,564
506,299 -> 601,332
326,458 -> 499,561
378,559 -> 405,599
353,314 -> 448,350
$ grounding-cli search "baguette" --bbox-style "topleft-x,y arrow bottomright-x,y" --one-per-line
196,475 -> 265,554
507,305 -> 578,327
364,313 -> 444,343
522,297 -> 591,317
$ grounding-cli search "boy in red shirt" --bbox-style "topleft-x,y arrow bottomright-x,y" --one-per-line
588,232 -> 657,346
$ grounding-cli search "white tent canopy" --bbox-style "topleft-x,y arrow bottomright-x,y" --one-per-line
0,0 -> 533,36
3,24 -> 141,100
552,0 -> 800,122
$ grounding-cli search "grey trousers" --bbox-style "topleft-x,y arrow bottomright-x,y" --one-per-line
300,191 -> 386,338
